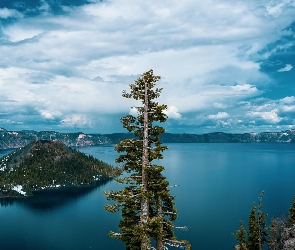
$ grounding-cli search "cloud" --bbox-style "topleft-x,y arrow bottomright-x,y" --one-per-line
39,110 -> 63,120
279,96 -> 295,112
61,114 -> 92,128
277,64 -> 293,72
3,25 -> 43,42
0,8 -> 23,19
164,106 -> 182,119
208,112 -> 229,120
247,110 -> 282,123
280,105 -> 295,112
280,96 -> 295,104
0,0 -> 295,133
40,110 -> 54,120
246,96 -> 295,124
266,0 -> 294,17
212,103 -> 228,109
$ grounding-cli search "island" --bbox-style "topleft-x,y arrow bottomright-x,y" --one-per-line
0,140 -> 117,198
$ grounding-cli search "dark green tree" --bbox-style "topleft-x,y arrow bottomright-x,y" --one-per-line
234,192 -> 269,250
289,195 -> 295,225
232,221 -> 247,250
256,191 -> 268,248
247,204 -> 260,250
104,70 -> 190,250
247,192 -> 268,250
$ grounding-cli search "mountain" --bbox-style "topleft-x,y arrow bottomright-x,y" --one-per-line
0,129 -> 294,150
0,140 -> 116,198
161,131 -> 295,143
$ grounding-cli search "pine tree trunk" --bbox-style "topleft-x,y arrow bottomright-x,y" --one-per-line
156,197 -> 164,250
141,80 -> 150,249
156,237 -> 164,250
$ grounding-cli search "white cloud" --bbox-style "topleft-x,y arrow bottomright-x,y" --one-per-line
61,114 -> 92,127
280,96 -> 295,104
164,106 -> 182,119
0,0 -> 295,133
39,0 -> 51,13
280,105 -> 295,112
277,64 -> 293,72
266,0 -> 294,17
39,110 -> 63,120
230,84 -> 258,93
212,103 -> 228,109
278,96 -> 295,112
3,26 -> 43,42
40,111 -> 54,119
208,112 -> 229,120
247,110 -> 282,123
0,8 -> 22,19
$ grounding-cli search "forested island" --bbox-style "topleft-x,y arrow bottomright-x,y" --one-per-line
0,140 -> 116,198
0,127 -> 294,149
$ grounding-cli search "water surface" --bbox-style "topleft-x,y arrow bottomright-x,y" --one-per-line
0,143 -> 295,249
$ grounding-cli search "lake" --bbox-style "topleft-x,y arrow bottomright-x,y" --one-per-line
0,143 -> 295,249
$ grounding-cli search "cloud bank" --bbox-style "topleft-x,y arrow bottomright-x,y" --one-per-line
0,0 -> 295,133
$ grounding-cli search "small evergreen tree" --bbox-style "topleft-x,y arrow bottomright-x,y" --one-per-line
232,221 -> 247,250
247,191 -> 268,250
257,191 -> 268,248
247,204 -> 260,250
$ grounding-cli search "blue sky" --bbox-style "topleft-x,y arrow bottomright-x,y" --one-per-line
0,0 -> 294,134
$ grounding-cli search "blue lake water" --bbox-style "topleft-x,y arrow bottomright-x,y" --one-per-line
0,143 -> 295,250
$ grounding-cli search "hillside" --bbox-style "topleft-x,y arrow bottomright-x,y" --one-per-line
0,128 -> 294,149
0,140 -> 116,198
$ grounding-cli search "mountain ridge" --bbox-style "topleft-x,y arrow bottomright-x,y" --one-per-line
0,128 -> 294,149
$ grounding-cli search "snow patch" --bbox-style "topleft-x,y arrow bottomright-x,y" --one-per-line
12,185 -> 26,196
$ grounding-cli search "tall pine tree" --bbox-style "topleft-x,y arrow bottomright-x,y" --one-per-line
104,70 -> 190,250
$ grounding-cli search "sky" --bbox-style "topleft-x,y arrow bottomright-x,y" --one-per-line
0,0 -> 295,134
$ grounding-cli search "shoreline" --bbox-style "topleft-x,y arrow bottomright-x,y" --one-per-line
0,177 -> 113,200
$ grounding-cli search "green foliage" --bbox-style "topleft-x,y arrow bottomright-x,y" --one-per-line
235,193 -> 295,250
233,191 -> 268,250
0,140 -> 114,197
232,221 -> 247,250
247,192 -> 268,250
247,204 -> 260,250
105,70 -> 189,250
257,191 -> 269,247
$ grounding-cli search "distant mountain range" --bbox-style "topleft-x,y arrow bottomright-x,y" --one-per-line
0,128 -> 294,149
